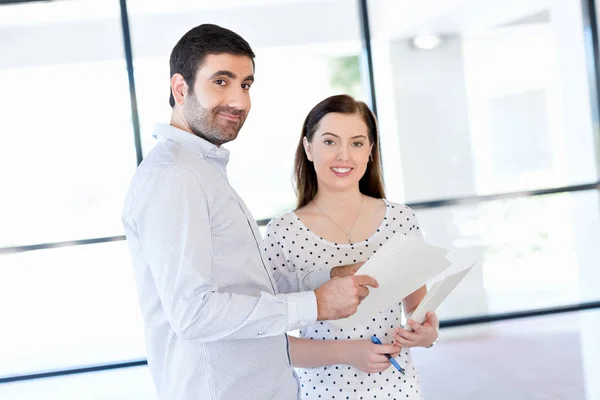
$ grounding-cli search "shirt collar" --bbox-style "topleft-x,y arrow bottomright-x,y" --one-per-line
152,123 -> 230,163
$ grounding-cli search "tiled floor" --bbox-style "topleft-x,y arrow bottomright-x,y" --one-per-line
1,309 -> 599,399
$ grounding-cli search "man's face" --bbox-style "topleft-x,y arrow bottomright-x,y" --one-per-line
182,53 -> 254,146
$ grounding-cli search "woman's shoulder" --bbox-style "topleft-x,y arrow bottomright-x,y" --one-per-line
379,199 -> 420,227
265,210 -> 298,235
382,199 -> 415,214
380,199 -> 422,234
363,197 -> 413,214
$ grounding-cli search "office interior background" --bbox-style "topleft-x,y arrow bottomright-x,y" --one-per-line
1,0 -> 599,398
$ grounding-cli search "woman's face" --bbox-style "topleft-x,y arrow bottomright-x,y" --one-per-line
304,112 -> 372,192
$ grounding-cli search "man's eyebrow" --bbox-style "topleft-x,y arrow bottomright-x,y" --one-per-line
209,70 -> 236,79
208,71 -> 254,83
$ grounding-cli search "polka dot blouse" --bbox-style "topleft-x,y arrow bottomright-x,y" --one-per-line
263,199 -> 424,399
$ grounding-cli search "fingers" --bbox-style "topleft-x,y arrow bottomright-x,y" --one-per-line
369,354 -> 391,364
407,319 -> 422,333
349,261 -> 365,274
369,362 -> 393,373
365,364 -> 390,374
392,328 -> 419,348
394,327 -> 418,342
353,274 -> 379,288
426,311 -> 439,328
357,285 -> 369,300
374,344 -> 401,355
392,335 -> 413,348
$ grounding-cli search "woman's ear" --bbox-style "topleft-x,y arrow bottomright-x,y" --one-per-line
303,136 -> 314,162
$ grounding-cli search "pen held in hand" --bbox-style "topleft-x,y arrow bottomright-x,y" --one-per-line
370,335 -> 405,375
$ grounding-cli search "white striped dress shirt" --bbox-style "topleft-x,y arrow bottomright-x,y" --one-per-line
121,124 -> 333,400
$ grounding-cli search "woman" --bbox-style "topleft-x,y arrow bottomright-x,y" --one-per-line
263,94 -> 438,399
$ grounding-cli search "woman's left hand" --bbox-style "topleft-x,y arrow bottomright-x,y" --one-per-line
391,311 -> 439,348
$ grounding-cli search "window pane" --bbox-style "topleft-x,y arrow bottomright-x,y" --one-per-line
368,0 -> 599,202
0,366 -> 156,400
0,1 -> 138,248
415,189 -> 600,320
0,241 -> 144,377
127,0 -> 366,220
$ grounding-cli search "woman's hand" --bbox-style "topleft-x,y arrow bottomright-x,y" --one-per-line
343,339 -> 401,373
392,311 -> 439,348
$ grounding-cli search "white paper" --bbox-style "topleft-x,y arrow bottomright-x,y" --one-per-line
403,260 -> 475,331
328,234 -> 453,330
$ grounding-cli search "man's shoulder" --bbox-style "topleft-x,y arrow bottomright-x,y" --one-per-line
130,141 -> 216,189
122,146 -> 214,216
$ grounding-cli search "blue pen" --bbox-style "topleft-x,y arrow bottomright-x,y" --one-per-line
371,335 -> 405,375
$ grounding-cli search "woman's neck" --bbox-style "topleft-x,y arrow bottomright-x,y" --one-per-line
311,186 -> 364,215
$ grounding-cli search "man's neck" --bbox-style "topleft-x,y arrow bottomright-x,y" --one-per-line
169,114 -> 221,147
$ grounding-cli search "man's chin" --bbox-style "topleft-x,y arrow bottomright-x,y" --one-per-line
218,123 -> 242,140
213,129 -> 239,145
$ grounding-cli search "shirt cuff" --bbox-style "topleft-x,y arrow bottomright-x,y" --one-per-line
286,291 -> 318,331
306,266 -> 334,290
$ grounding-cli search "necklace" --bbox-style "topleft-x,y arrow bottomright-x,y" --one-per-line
314,195 -> 364,243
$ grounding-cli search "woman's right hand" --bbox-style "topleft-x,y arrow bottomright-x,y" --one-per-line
343,339 -> 401,373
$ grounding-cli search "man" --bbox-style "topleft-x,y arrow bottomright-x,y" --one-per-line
121,24 -> 379,400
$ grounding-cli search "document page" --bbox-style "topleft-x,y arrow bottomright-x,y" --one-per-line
403,260 -> 476,331
328,234 -> 454,330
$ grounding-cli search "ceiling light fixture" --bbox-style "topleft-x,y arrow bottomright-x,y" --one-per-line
411,34 -> 443,50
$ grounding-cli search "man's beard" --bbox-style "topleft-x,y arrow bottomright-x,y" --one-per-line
183,94 -> 246,146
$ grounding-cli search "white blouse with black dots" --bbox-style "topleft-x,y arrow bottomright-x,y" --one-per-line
263,199 -> 424,400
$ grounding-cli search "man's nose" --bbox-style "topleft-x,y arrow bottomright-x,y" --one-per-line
227,86 -> 249,111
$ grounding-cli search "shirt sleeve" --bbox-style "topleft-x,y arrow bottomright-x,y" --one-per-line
405,204 -> 424,237
122,163 -> 317,342
263,223 -> 333,293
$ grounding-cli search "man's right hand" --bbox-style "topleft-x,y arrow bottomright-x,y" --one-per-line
314,275 -> 379,320
330,261 -> 365,278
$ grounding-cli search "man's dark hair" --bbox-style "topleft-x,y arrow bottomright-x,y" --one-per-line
169,24 -> 256,107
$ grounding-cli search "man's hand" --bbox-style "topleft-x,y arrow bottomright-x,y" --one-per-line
314,275 -> 378,320
330,261 -> 365,278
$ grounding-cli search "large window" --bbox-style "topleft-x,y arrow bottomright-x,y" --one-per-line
0,241 -> 145,377
417,190 -> 600,320
0,2 -> 138,248
368,0 -> 599,202
0,0 -> 143,377
367,0 -> 600,318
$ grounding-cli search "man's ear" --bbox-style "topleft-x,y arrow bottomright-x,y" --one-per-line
171,73 -> 188,106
